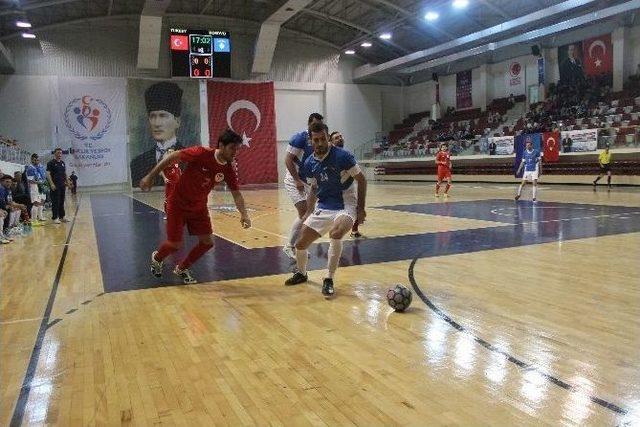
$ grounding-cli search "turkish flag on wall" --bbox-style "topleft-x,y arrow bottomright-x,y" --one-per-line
543,131 -> 560,162
582,34 -> 613,77
207,81 -> 277,184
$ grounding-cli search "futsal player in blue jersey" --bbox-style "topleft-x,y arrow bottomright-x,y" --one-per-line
284,122 -> 367,297
282,113 -> 324,259
515,139 -> 543,201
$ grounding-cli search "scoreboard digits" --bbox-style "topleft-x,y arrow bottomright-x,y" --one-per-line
170,29 -> 230,78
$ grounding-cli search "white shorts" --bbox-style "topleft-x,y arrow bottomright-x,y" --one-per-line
29,183 -> 43,203
304,206 -> 356,236
284,176 -> 310,206
523,170 -> 539,181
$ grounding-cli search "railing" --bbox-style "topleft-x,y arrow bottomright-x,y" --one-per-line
0,144 -> 31,165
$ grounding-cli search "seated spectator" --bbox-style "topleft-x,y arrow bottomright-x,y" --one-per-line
0,174 -> 27,234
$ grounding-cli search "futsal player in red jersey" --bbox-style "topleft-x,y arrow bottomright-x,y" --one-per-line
139,129 -> 251,284
159,148 -> 181,220
435,143 -> 452,198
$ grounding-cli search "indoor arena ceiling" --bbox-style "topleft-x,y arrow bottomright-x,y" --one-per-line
0,0 -> 636,66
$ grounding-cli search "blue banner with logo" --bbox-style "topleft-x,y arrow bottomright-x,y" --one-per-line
52,77 -> 127,185
514,133 -> 541,177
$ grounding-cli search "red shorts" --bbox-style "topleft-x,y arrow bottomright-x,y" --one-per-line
437,168 -> 451,181
165,203 -> 212,242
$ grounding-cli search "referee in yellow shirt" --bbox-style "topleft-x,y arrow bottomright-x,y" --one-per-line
593,145 -> 612,189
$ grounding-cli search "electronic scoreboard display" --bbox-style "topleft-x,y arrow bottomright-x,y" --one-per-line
170,28 -> 231,78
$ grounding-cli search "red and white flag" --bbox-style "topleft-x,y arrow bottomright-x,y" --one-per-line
207,81 -> 277,184
582,34 -> 612,77
543,131 -> 560,162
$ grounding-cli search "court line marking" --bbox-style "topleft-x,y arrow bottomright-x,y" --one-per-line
0,317 -> 44,325
408,255 -> 628,416
10,196 -> 82,427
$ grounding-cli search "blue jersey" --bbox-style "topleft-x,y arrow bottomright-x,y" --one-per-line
37,164 -> 46,180
522,149 -> 541,171
300,147 -> 358,210
25,164 -> 43,183
287,131 -> 314,171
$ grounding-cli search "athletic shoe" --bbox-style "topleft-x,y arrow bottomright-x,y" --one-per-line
53,219 -> 61,224
350,231 -> 362,238
435,193 -> 440,198
514,194 -> 521,201
532,198 -> 537,202
61,218 -> 70,223
0,235 -> 10,244
173,266 -> 197,284
322,278 -> 335,297
150,251 -> 164,278
282,244 -> 296,259
285,271 -> 308,286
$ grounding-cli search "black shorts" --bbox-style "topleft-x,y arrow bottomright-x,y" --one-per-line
599,164 -> 611,173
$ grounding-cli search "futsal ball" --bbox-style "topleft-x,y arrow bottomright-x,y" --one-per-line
386,285 -> 412,312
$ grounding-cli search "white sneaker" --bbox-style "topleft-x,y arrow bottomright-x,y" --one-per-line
150,251 -> 164,277
173,266 -> 197,284
60,218 -> 70,223
282,245 -> 296,259
53,219 -> 61,224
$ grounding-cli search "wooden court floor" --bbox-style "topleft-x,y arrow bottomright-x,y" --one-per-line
1,182 -> 639,426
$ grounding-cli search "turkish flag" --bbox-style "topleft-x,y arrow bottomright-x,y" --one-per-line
582,34 -> 612,77
543,131 -> 560,162
170,35 -> 188,51
207,81 -> 277,184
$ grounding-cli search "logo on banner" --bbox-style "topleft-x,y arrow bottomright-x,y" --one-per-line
226,99 -> 261,148
64,96 -> 112,141
546,136 -> 556,152
509,62 -> 522,86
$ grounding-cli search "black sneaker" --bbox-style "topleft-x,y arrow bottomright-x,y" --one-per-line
514,194 -> 521,201
285,271 -> 308,286
322,278 -> 335,297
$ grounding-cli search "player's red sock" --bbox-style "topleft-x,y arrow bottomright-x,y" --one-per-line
156,241 -> 178,261
445,183 -> 451,193
435,183 -> 440,193
178,242 -> 214,270
352,222 -> 359,233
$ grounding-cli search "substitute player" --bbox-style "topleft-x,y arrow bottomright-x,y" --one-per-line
515,139 -> 543,202
25,153 -> 46,224
330,130 -> 363,238
593,145 -> 612,190
435,143 -> 452,198
284,122 -> 367,297
282,113 -> 324,259
140,129 -> 251,284
159,148 -> 181,220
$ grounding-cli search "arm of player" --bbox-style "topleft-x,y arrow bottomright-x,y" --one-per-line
230,190 -> 251,229
159,170 -> 168,184
285,152 -> 305,191
46,171 -> 56,191
139,151 -> 182,191
516,159 -> 524,176
354,172 -> 367,225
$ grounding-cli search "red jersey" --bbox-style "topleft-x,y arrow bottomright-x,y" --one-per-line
170,146 -> 239,212
163,162 -> 181,184
436,151 -> 451,170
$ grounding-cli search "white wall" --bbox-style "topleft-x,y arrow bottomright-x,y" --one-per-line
404,80 -> 433,115
626,26 -> 640,81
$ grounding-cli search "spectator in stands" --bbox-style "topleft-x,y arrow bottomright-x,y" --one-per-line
47,147 -> 70,224
0,208 -> 10,243
488,140 -> 497,155
508,93 -> 515,105
562,136 -> 573,153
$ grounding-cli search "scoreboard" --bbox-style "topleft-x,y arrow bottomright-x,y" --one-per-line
170,28 -> 231,78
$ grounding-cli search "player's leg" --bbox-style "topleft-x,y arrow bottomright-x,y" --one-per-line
515,178 -> 526,200
435,178 -> 442,197
444,176 -> 452,197
174,233 -> 214,284
593,169 -> 604,187
350,220 -> 362,238
284,199 -> 307,259
323,214 -> 354,297
284,224 -> 321,285
606,169 -> 612,188
150,205 -> 184,278
532,179 -> 538,201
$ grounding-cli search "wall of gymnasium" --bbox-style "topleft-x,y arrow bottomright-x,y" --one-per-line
0,16 -> 405,184
401,23 -> 640,117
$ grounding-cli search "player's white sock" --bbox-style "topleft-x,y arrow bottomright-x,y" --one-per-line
31,205 -> 38,221
10,210 -> 20,227
517,184 -> 524,196
327,239 -> 343,279
38,205 -> 45,220
296,248 -> 308,275
288,217 -> 303,247
532,185 -> 537,200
